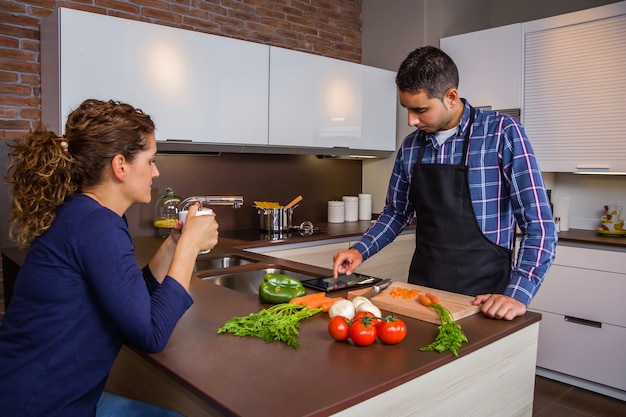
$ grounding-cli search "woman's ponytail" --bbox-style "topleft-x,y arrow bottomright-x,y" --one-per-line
6,128 -> 76,249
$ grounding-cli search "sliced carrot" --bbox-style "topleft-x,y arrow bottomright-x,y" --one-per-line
417,293 -> 433,307
290,292 -> 326,305
389,287 -> 420,299
425,292 -> 442,305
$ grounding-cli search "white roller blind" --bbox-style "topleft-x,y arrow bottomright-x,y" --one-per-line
523,13 -> 626,170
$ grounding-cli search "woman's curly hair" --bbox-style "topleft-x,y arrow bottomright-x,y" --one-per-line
6,99 -> 155,249
6,130 -> 75,249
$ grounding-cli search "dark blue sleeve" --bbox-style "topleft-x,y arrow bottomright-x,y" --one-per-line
75,209 -> 193,352
142,265 -> 160,294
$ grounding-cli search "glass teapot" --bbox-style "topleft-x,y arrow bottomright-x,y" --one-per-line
153,187 -> 182,237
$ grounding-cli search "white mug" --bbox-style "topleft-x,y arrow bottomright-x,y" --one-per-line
178,208 -> 214,254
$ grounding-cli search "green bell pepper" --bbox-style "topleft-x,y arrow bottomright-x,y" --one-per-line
258,273 -> 306,304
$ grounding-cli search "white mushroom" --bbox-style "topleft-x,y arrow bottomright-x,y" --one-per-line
355,302 -> 381,317
328,299 -> 356,320
351,296 -> 373,309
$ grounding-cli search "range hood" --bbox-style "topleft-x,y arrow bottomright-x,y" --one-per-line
156,140 -> 393,159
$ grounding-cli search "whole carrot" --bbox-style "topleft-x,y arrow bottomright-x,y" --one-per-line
290,292 -> 325,305
319,297 -> 343,312
425,292 -> 442,305
300,297 -> 330,310
417,293 -> 433,307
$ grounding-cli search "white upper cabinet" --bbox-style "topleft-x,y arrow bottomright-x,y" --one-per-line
41,8 -> 396,157
440,24 -> 522,110
523,2 -> 626,173
42,8 -> 269,145
269,46 -> 397,153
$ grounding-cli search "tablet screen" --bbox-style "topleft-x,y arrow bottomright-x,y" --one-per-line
300,273 -> 382,292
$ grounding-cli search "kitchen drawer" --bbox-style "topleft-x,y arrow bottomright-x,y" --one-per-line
554,245 -> 626,274
349,233 -> 415,283
262,241 -> 350,270
535,311 -> 626,391
530,264 -> 626,327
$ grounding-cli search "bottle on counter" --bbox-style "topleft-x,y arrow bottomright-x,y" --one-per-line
153,186 -> 182,238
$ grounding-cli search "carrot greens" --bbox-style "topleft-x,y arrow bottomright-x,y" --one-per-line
217,303 -> 322,349
420,302 -> 468,357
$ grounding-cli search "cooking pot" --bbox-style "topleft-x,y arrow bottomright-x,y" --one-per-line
256,205 -> 298,232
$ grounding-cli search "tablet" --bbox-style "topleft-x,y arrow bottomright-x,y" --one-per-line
300,273 -> 382,292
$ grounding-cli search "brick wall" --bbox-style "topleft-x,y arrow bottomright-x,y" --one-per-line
0,0 -> 362,141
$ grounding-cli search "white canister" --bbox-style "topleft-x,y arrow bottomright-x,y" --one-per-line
358,193 -> 372,221
342,196 -> 359,222
328,201 -> 345,223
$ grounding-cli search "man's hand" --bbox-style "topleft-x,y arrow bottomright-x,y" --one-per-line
472,294 -> 527,320
332,248 -> 363,278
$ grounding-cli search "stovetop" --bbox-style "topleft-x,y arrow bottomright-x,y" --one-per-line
219,227 -> 328,242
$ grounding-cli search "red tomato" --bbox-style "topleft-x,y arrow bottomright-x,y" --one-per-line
349,317 -> 377,346
353,311 -> 381,326
328,316 -> 350,342
353,311 -> 372,320
376,316 -> 407,345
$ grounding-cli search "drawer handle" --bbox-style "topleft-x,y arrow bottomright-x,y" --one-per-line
564,315 -> 602,328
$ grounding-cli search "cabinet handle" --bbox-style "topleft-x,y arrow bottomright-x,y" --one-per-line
564,315 -> 602,328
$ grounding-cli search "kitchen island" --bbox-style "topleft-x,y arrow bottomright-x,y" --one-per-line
4,224 -> 625,415
100,236 -> 540,417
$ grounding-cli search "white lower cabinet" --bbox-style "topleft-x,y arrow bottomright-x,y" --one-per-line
349,233 -> 415,282
262,241 -> 350,270
259,233 -> 415,283
535,311 -> 625,391
529,245 -> 626,393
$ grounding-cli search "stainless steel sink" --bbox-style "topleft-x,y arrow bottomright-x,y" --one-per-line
199,267 -> 314,294
194,255 -> 257,272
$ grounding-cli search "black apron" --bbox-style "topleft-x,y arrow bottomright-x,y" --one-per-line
408,108 -> 511,296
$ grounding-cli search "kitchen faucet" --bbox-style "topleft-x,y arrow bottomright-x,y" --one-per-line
179,196 -> 244,210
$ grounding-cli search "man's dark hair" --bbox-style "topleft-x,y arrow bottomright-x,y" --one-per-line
396,46 -> 459,100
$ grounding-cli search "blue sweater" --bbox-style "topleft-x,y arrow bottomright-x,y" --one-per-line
0,194 -> 193,417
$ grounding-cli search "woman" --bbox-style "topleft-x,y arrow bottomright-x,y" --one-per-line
0,99 -> 218,416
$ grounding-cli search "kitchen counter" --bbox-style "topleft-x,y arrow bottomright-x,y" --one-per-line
556,228 -> 626,249
3,223 -> 620,416
104,236 -> 540,417
228,221 -> 626,251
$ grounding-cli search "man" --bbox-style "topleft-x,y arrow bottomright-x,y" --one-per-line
332,46 -> 557,321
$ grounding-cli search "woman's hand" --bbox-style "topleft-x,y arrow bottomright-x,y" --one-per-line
179,204 -> 219,253
158,204 -> 219,291
168,219 -> 184,244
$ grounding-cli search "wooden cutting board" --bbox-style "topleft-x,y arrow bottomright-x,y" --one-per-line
348,281 -> 480,324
